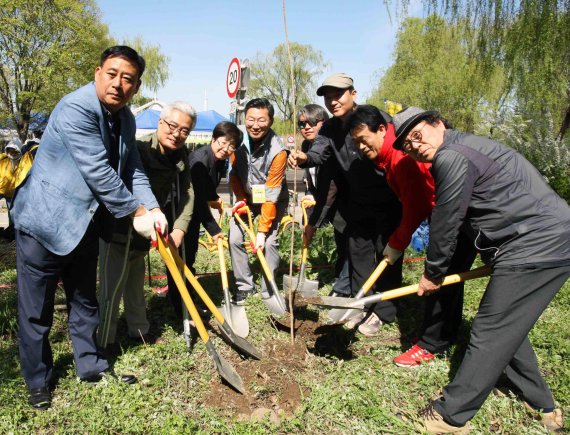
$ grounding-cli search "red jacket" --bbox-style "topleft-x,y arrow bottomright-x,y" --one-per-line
376,124 -> 435,251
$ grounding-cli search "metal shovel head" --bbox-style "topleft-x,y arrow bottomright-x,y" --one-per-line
261,289 -> 287,315
205,341 -> 245,394
314,295 -> 366,310
215,319 -> 261,360
218,302 -> 250,339
282,274 -> 319,297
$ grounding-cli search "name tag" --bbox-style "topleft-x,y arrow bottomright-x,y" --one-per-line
251,184 -> 266,204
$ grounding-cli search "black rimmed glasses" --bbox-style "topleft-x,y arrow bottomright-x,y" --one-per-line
162,119 -> 190,137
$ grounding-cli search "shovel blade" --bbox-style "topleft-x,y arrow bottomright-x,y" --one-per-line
216,320 -> 262,360
206,341 -> 245,394
282,274 -> 319,297
219,302 -> 250,338
261,290 -> 287,315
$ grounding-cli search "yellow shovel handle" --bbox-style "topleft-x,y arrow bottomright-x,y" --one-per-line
381,266 -> 492,301
234,211 -> 276,282
155,234 -> 209,343
164,236 -> 227,325
361,257 -> 390,295
217,238 -> 229,290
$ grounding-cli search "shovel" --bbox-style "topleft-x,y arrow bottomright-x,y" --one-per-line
312,266 -> 492,310
327,257 -> 390,324
233,209 -> 288,315
161,234 -> 262,360
155,233 -> 246,393
282,198 -> 319,297
217,238 -> 250,338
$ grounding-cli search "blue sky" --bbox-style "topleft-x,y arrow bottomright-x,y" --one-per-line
96,0 -> 422,116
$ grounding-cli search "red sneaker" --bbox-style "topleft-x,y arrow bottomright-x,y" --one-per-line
394,344 -> 435,367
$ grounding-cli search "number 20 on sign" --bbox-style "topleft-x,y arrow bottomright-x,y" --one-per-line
226,58 -> 241,99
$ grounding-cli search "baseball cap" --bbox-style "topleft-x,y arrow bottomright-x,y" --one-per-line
316,73 -> 354,96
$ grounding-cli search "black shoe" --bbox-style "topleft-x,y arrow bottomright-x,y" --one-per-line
232,289 -> 255,306
28,387 -> 51,410
80,370 -> 137,385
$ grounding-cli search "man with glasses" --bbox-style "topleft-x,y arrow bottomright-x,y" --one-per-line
347,105 -> 477,367
288,73 -> 403,336
98,101 -> 197,350
229,98 -> 288,303
392,106 -> 570,433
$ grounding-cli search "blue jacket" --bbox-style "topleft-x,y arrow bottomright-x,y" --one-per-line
11,83 -> 159,255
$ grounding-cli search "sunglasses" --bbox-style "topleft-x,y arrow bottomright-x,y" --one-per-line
298,119 -> 323,129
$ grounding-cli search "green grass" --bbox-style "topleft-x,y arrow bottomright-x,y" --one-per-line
0,228 -> 568,434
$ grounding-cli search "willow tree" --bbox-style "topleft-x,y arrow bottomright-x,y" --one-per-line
369,15 -> 505,132
124,36 -> 170,105
249,42 -> 328,123
0,0 -> 113,141
386,0 -> 570,139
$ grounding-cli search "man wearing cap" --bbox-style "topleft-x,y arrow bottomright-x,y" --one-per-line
288,73 -> 403,336
392,106 -> 570,433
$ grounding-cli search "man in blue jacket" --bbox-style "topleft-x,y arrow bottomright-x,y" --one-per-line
11,46 -> 167,410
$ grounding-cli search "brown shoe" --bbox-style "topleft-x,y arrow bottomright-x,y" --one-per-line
419,402 -> 470,434
524,403 -> 563,432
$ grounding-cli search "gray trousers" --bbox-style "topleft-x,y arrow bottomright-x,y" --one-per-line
97,239 -> 149,345
435,263 -> 570,426
229,202 -> 286,294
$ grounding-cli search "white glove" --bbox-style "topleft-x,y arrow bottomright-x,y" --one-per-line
255,232 -> 266,252
383,244 -> 403,265
133,210 -> 157,241
151,209 -> 168,237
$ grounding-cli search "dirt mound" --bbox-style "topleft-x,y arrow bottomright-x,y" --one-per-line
203,306 -> 363,420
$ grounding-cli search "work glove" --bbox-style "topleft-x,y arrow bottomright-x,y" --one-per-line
383,244 -> 403,265
255,232 -> 266,252
301,195 -> 315,208
232,200 -> 248,216
133,210 -> 157,241
208,198 -> 223,211
151,209 -> 169,237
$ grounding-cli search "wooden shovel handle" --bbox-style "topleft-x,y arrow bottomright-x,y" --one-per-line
381,266 -> 492,301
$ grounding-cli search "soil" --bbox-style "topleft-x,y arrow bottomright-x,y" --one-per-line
202,304 -> 366,420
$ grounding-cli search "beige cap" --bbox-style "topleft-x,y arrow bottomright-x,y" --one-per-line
316,73 -> 354,96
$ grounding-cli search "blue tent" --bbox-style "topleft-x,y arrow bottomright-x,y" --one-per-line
194,110 -> 229,132
135,109 -> 229,132
135,109 -> 161,130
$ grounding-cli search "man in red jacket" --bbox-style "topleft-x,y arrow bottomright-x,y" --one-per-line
347,105 -> 477,366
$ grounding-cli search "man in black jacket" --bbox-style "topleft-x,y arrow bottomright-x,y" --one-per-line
288,73 -> 403,336
393,106 -> 570,433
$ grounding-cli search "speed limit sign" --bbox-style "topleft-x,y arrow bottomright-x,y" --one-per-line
226,58 -> 241,98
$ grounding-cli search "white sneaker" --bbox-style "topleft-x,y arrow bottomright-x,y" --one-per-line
344,311 -> 366,329
358,312 -> 382,336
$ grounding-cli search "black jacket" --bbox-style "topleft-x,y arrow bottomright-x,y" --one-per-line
426,129 -> 570,278
302,116 -> 400,223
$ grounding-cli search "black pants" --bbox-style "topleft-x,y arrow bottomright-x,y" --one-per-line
418,232 -> 478,353
16,227 -> 108,389
347,215 -> 403,323
434,263 -> 570,426
332,229 -> 351,295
